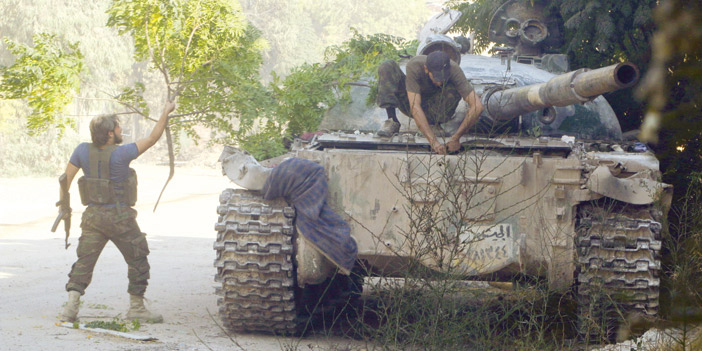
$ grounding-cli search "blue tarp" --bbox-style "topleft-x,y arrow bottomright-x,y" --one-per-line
262,158 -> 358,274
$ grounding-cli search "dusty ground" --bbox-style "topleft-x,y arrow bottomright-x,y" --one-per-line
0,161 -> 365,351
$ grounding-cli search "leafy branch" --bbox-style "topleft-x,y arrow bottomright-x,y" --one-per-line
0,33 -> 83,135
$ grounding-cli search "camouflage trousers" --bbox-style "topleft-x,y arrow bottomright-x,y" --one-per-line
66,206 -> 150,296
376,60 -> 462,124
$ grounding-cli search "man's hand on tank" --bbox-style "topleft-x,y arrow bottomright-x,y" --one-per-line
447,138 -> 461,153
430,140 -> 447,154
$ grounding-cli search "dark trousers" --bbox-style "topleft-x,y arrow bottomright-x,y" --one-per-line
66,206 -> 150,296
376,60 -> 462,124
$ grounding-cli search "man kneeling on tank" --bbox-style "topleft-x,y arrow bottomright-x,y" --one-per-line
376,51 -> 484,154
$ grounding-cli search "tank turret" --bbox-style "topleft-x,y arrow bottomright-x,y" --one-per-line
488,0 -> 564,65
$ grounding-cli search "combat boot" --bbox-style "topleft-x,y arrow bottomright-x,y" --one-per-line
60,290 -> 81,323
377,120 -> 400,137
126,294 -> 163,323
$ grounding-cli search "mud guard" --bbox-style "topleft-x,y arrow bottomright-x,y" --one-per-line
296,234 -> 339,287
586,166 -> 672,205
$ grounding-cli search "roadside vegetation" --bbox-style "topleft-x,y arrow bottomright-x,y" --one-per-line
81,318 -> 141,333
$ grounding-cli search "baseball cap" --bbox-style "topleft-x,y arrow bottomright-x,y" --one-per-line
426,51 -> 451,83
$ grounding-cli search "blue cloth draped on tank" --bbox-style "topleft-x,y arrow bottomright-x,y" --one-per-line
261,157 -> 357,274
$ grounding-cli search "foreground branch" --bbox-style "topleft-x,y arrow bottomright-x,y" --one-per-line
153,124 -> 175,212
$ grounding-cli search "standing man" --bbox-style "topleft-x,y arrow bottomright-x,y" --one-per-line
59,100 -> 176,323
376,51 -> 484,154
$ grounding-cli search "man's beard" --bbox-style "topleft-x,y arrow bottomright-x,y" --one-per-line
114,134 -> 123,144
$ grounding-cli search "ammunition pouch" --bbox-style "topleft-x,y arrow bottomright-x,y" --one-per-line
78,168 -> 137,206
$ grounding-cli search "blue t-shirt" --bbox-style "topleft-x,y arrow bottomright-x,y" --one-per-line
69,142 -> 139,182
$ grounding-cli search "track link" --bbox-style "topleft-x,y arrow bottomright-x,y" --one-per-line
576,202 -> 661,341
214,188 -> 299,334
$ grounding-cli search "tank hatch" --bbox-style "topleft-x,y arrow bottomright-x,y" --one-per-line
418,9 -> 463,44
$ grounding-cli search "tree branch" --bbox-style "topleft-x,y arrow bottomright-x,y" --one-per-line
170,77 -> 216,85
144,14 -> 164,80
160,44 -> 171,99
64,112 -> 135,117
336,81 -> 372,88
168,117 -> 208,126
73,96 -> 152,120
168,110 -> 211,118
145,7 -> 176,212
175,19 -> 203,97
144,14 -> 172,100
153,125 -> 174,212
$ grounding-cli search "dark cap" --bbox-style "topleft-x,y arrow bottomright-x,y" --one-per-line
426,51 -> 451,83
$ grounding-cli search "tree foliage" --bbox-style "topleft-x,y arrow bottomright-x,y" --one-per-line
107,0 -> 270,144
637,0 -> 702,200
558,0 -> 656,130
0,33 -> 83,134
446,0 -> 506,54
559,0 -> 655,67
272,30 -> 417,137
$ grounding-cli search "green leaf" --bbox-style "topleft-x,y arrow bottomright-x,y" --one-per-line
0,33 -> 83,135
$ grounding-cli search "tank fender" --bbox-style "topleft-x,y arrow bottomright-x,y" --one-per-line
586,165 -> 671,205
219,146 -> 273,190
296,233 -> 338,287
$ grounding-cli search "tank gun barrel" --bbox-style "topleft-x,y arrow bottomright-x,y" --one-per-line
485,62 -> 639,121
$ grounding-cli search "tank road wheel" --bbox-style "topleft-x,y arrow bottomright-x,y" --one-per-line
214,188 -> 299,334
575,201 -> 662,342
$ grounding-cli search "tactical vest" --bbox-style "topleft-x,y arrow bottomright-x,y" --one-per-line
77,144 -> 137,206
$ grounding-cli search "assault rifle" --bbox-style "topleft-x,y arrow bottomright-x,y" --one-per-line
51,173 -> 72,249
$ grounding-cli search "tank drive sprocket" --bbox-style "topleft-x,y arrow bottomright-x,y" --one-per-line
575,201 -> 661,341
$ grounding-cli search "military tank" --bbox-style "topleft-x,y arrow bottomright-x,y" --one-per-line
214,3 -> 671,340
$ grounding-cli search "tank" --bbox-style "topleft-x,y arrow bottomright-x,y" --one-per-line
213,4 -> 672,340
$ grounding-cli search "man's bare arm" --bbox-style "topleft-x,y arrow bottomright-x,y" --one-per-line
408,91 -> 446,154
59,162 -> 80,202
447,91 -> 484,152
135,101 -> 176,156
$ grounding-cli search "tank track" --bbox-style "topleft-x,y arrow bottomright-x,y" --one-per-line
214,188 -> 299,334
575,202 -> 662,341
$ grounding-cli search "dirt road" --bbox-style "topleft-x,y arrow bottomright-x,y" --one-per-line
0,163 -> 362,351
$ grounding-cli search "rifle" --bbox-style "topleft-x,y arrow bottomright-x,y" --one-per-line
51,173 -> 72,249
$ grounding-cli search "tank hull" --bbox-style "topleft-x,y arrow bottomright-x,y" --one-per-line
285,134 -> 668,291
